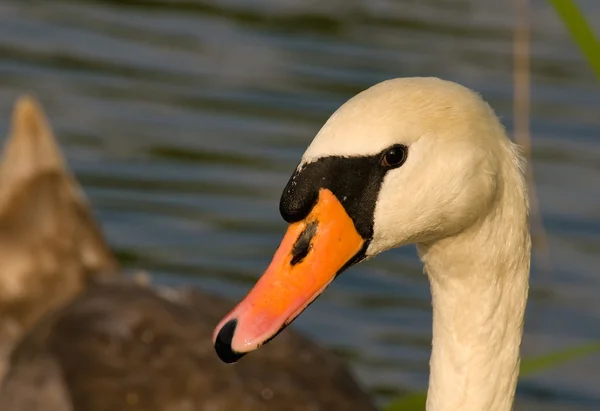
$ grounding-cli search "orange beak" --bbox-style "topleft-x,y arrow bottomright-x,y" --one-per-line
213,188 -> 365,363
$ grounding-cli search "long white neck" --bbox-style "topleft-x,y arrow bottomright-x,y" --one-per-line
417,170 -> 531,411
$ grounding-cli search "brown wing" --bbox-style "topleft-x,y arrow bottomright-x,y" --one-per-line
0,96 -> 118,378
1,281 -> 376,411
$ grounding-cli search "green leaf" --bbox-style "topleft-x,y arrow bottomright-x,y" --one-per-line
381,342 -> 600,411
382,392 -> 426,411
548,0 -> 600,79
519,341 -> 600,376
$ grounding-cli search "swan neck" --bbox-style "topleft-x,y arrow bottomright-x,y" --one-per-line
418,207 -> 530,411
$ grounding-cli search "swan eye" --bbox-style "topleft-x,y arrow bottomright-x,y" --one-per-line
381,145 -> 408,168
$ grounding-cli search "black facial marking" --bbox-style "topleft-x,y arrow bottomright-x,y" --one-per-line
280,145 -> 407,242
214,319 -> 246,363
291,221 -> 317,266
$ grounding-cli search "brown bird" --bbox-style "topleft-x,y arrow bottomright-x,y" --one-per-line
0,96 -> 376,411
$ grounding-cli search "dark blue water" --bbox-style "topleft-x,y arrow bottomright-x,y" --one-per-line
0,1 -> 598,409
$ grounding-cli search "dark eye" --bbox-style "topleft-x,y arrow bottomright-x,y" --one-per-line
381,145 -> 408,168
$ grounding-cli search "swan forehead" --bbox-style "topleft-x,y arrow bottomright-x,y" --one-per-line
302,77 -> 493,164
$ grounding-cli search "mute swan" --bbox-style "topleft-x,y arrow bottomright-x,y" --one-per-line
0,97 -> 376,411
214,77 -> 531,411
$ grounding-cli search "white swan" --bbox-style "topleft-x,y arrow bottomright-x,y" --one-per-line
213,77 -> 531,411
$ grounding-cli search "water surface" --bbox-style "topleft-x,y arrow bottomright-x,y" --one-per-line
0,1 -> 599,409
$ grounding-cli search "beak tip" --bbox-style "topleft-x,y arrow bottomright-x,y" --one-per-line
214,318 -> 246,364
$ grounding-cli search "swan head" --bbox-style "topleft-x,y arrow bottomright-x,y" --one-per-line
213,77 -> 524,363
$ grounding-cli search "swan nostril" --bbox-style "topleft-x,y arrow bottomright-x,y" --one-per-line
290,221 -> 318,266
214,319 -> 245,363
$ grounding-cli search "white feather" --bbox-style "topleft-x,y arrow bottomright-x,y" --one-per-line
301,77 -> 531,411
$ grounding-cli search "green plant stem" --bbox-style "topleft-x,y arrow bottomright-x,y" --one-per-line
548,0 -> 600,79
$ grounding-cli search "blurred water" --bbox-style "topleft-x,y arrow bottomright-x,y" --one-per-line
0,0 -> 598,409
